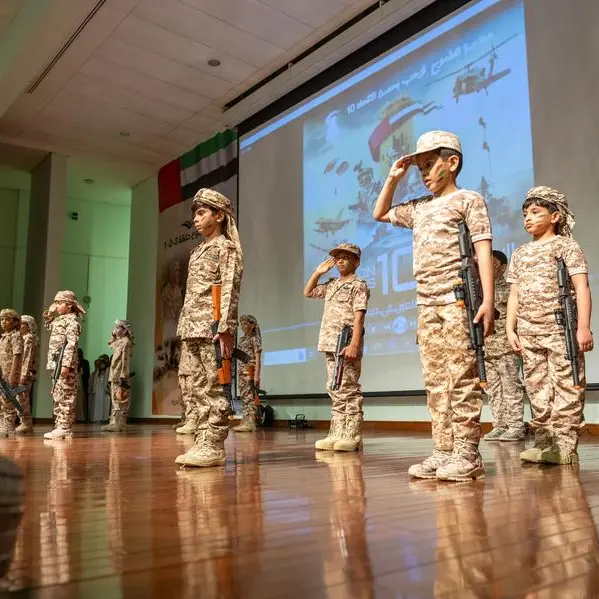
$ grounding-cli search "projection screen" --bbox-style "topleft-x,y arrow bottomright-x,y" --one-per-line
239,0 -> 599,395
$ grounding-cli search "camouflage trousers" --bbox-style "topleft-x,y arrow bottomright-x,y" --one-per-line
109,383 -> 130,418
0,395 -> 17,429
238,366 -> 257,424
51,369 -> 78,430
520,333 -> 585,451
17,382 -> 33,424
485,352 -> 525,430
325,353 -> 363,418
418,304 -> 483,453
178,338 -> 229,444
178,374 -> 192,422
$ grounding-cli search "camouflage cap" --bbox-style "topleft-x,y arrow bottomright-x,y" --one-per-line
51,290 -> 86,314
20,315 -> 37,333
240,314 -> 261,339
0,308 -> 19,320
190,187 -> 242,255
525,185 -> 575,237
114,319 -> 133,332
113,319 -> 134,342
405,130 -> 462,159
192,188 -> 233,215
329,242 -> 361,260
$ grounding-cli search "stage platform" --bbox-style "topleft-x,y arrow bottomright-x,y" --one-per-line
2,425 -> 599,598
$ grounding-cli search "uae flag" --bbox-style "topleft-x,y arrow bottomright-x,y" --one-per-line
157,128 -> 238,213
153,129 -> 238,415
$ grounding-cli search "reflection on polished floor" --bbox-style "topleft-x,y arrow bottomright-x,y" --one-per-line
2,426 -> 599,598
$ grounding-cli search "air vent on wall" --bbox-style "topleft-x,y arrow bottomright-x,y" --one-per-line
25,0 -> 107,94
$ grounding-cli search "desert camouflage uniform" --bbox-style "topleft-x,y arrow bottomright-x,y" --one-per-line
308,267 -> 370,449
176,233 -> 242,456
0,326 -> 23,433
388,188 -> 492,474
108,337 -> 133,423
237,334 -> 261,426
18,330 -> 38,430
46,313 -> 81,432
484,277 -> 525,435
507,235 -> 587,453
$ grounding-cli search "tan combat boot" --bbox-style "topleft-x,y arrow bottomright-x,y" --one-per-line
175,431 -> 226,468
333,415 -> 363,452
436,440 -> 485,482
232,416 -> 255,433
43,428 -> 72,439
102,412 -> 127,432
408,450 -> 453,479
15,418 -> 33,434
520,429 -> 553,463
315,414 -> 345,451
176,413 -> 198,435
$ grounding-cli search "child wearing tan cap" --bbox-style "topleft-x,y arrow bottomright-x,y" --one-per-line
304,243 -> 370,452
374,130 -> 495,482
43,290 -> 85,439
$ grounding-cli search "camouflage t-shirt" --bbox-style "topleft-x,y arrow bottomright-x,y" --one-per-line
308,274 -> 370,353
507,236 -> 588,336
387,189 -> 492,305
109,336 -> 132,382
46,313 -> 81,370
177,235 -> 243,340
485,276 -> 512,358
20,332 -> 38,381
238,335 -> 262,366
0,330 -> 23,379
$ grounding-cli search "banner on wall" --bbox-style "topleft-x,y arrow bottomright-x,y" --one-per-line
153,129 -> 238,416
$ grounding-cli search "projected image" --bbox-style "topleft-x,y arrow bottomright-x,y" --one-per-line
303,0 -> 532,358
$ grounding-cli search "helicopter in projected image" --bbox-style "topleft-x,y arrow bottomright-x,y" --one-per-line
430,34 -> 518,102
314,208 -> 351,235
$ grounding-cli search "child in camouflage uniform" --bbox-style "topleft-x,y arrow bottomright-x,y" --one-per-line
43,290 -> 85,439
374,130 -> 495,482
233,315 -> 262,433
17,315 -> 38,434
507,186 -> 593,465
175,188 -> 243,468
0,309 -> 23,437
483,250 -> 526,442
103,320 -> 134,433
304,243 -> 370,452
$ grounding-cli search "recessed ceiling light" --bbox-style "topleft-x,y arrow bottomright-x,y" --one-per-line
83,178 -> 94,184
119,131 -> 131,137
208,59 -> 221,67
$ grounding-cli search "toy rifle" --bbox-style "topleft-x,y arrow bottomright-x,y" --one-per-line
0,372 -> 25,416
554,257 -> 583,390
51,339 -> 68,392
211,284 -> 235,414
331,325 -> 353,391
233,348 -> 251,364
453,221 -> 489,389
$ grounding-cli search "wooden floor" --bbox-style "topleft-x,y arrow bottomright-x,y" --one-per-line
2,426 -> 599,598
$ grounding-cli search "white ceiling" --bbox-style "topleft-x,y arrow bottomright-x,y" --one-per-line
0,0 -> 376,188
0,0 -> 23,37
